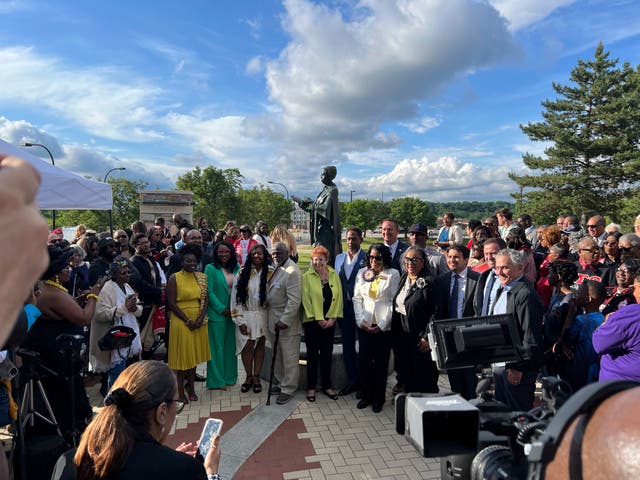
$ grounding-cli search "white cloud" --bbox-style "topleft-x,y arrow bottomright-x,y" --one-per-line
246,56 -> 264,75
401,116 -> 441,134
254,0 -> 517,154
488,0 -> 575,31
362,156 -> 516,201
242,16 -> 263,40
0,116 -> 63,157
0,46 -> 166,142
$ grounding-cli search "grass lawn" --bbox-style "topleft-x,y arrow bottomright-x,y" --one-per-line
296,235 -> 385,269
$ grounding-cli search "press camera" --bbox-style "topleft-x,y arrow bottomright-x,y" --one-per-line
395,314 -> 572,480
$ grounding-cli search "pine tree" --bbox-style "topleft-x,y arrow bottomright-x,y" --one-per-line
510,43 -> 640,223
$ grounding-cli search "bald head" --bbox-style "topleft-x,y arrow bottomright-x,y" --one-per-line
186,229 -> 202,245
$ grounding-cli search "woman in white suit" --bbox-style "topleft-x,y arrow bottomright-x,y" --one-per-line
352,243 -> 400,413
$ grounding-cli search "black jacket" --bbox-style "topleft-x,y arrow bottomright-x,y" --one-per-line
130,254 -> 163,306
503,278 -> 544,372
393,272 -> 435,339
433,268 -> 480,320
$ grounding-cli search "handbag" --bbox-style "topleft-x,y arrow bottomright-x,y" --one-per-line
98,308 -> 137,351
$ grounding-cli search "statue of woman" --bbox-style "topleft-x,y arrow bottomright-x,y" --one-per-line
295,166 -> 342,264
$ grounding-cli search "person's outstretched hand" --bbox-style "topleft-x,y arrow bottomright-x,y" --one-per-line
0,154 -> 48,345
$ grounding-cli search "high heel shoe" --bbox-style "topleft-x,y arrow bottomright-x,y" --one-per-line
321,389 -> 338,400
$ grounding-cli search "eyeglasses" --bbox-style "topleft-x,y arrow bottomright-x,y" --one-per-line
167,398 -> 185,414
404,257 -> 423,264
616,268 -> 630,275
586,225 -> 600,229
239,229 -> 249,233
579,248 -> 600,254
116,235 -> 128,239
369,255 -> 383,261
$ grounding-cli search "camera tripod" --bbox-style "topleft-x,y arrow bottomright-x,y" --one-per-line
18,350 -> 63,439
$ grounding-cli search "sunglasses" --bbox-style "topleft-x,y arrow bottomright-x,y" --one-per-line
620,246 -> 635,253
586,224 -> 600,229
369,255 -> 383,261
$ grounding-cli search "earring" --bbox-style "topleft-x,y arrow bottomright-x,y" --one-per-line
55,275 -> 60,283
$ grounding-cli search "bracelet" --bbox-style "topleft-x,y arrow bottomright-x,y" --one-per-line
86,294 -> 99,301
207,474 -> 222,480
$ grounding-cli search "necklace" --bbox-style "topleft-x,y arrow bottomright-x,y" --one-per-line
44,279 -> 69,293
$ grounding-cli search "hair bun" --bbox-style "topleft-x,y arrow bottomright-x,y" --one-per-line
104,388 -> 133,409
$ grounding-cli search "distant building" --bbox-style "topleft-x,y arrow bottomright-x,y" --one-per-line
290,202 -> 310,230
138,190 -> 194,230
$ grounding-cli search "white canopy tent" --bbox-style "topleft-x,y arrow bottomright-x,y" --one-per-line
0,139 -> 112,210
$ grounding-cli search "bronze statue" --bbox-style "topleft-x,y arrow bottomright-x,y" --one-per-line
294,166 -> 342,264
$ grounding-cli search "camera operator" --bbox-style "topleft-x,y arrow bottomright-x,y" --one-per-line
23,245 -> 105,436
489,249 -> 544,411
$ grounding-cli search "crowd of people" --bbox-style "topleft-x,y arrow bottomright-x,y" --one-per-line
4,161 -> 640,477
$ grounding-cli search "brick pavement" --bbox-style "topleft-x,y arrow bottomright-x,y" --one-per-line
86,359 -> 449,479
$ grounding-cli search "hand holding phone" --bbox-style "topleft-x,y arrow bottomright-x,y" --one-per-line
197,418 -> 223,459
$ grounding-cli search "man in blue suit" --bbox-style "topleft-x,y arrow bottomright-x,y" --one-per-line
334,227 -> 367,396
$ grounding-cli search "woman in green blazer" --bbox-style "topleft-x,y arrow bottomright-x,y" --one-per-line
301,245 -> 343,402
205,240 -> 240,389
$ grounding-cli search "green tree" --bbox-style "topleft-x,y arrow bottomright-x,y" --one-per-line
388,197 -> 436,235
510,43 -> 640,223
55,177 -> 147,232
341,200 -> 389,235
236,187 -> 294,228
176,166 -> 243,228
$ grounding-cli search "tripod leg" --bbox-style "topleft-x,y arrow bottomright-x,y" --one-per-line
35,380 -> 63,439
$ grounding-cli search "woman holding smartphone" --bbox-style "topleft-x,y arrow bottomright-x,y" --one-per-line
90,257 -> 143,390
53,361 -> 223,480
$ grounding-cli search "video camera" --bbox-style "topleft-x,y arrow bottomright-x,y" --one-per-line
395,314 -> 572,480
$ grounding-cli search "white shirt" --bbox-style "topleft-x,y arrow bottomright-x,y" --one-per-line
385,239 -> 399,259
342,249 -> 362,278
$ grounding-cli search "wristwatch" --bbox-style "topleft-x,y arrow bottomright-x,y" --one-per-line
207,474 -> 222,480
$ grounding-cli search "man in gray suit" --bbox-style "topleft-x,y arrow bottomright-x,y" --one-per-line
266,242 -> 303,404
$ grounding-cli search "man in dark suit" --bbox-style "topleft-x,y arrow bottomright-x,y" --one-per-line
381,218 -> 410,393
334,227 -> 367,395
433,245 -> 480,400
490,249 -> 544,411
382,218 -> 409,273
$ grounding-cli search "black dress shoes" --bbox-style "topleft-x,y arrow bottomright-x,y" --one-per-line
372,403 -> 383,413
357,400 -> 369,409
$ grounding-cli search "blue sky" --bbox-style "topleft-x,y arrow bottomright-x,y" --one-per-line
1,0 -> 639,203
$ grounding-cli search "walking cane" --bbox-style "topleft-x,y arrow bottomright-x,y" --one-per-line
266,327 -> 281,406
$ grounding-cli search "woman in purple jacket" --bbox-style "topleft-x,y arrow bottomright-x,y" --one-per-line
592,271 -> 640,381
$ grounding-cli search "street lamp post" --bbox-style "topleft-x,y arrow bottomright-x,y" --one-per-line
22,142 -> 57,228
350,190 -> 356,202
267,180 -> 290,199
104,167 -> 126,236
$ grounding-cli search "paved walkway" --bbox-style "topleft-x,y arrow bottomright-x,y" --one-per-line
87,358 -> 448,479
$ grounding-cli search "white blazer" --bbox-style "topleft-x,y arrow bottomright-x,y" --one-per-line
352,267 -> 400,332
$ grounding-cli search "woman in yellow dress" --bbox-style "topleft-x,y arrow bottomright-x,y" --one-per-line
166,244 -> 210,403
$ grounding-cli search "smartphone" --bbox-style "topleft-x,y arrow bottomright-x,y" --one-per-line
197,418 -> 223,459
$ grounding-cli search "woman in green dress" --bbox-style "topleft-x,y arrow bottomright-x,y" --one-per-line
204,241 -> 240,389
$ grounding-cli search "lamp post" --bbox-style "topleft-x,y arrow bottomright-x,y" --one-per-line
350,190 -> 356,202
267,180 -> 290,199
22,142 -> 57,228
104,167 -> 126,236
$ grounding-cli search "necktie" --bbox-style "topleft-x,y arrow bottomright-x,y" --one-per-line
449,273 -> 460,318
489,286 -> 504,315
482,273 -> 496,316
